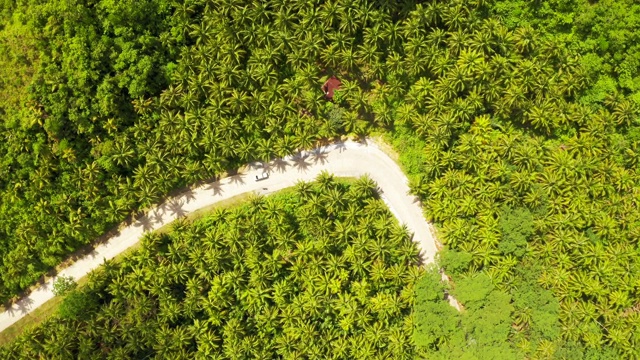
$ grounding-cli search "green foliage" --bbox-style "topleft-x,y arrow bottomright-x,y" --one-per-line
498,207 -> 534,258
513,282 -> 560,340
327,104 -> 345,130
581,75 -> 619,104
415,270 -> 520,359
58,289 -> 99,321
0,0 -> 185,304
439,249 -> 473,277
503,263 -> 563,356
453,273 -> 495,309
52,275 -> 76,296
0,0 -> 639,357
1,176 -> 421,358
390,127 -> 429,186
0,12 -> 37,125
413,266 -> 460,349
492,0 -> 640,104
461,290 -> 515,358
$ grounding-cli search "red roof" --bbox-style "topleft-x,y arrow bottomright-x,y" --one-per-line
321,76 -> 341,100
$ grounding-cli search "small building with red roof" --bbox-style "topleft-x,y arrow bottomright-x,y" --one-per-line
321,76 -> 341,100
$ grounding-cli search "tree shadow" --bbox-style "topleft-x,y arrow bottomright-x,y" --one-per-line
416,251 -> 428,267
67,243 -> 101,263
247,161 -> 265,171
16,296 -> 34,315
310,148 -> 329,165
5,303 -> 17,317
183,189 -> 197,204
84,248 -> 99,260
271,158 -> 289,173
150,207 -> 165,225
39,280 -> 51,292
205,181 -> 224,196
156,201 -> 168,214
334,138 -> 347,153
261,161 -> 274,175
228,173 -> 246,185
444,290 -> 453,302
356,134 -> 369,145
407,231 -> 428,267
291,153 -> 312,172
133,215 -> 154,233
167,198 -> 187,218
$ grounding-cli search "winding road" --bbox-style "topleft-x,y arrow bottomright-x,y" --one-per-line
0,138 -> 459,333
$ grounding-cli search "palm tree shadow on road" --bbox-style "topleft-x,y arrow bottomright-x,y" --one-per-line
291,153 -> 311,172
5,304 -> 16,317
182,189 -> 197,204
84,248 -> 99,260
228,173 -> 246,185
16,297 -> 34,315
334,139 -> 347,153
270,158 -> 289,173
133,216 -> 154,233
167,198 -> 187,218
150,207 -> 165,225
310,148 -> 328,165
4,292 -> 36,317
247,161 -> 264,171
205,181 -> 224,196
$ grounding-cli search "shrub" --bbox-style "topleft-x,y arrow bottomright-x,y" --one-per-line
52,275 -> 77,296
58,289 -> 99,320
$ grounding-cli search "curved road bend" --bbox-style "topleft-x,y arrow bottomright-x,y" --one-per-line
0,139 -> 460,333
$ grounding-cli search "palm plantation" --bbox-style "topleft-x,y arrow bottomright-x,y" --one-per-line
0,177 -> 421,359
0,0 -> 639,358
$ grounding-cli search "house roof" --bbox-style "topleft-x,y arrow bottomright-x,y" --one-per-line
321,76 -> 341,100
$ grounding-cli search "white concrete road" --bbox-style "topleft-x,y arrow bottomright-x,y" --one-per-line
0,138 -> 458,333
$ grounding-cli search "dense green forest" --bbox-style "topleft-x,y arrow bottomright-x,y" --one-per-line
0,177 -> 424,358
1,0 -> 640,358
492,0 -> 640,104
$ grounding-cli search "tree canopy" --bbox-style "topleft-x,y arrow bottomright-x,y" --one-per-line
0,0 -> 639,357
1,176 -> 423,359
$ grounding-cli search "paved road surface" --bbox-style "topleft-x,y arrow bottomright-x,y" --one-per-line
0,139 -> 459,333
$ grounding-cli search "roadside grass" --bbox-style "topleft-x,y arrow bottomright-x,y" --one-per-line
0,296 -> 62,346
373,128 -> 428,187
368,131 -> 401,162
0,270 -> 92,346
